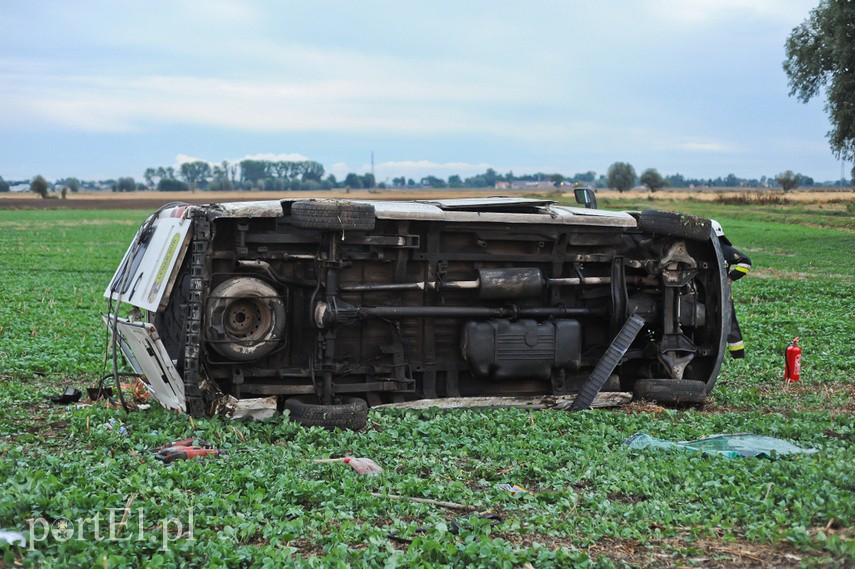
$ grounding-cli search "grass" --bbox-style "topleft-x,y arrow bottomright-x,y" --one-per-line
0,203 -> 853,567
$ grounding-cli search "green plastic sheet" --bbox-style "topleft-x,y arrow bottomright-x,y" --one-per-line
624,432 -> 818,458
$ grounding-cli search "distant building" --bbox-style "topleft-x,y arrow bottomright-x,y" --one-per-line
497,180 -> 554,190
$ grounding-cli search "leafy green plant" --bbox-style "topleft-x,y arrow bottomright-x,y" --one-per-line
0,207 -> 852,567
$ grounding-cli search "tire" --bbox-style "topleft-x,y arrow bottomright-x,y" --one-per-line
633,378 -> 707,406
291,200 -> 375,231
205,277 -> 286,361
284,396 -> 369,430
637,210 -> 711,241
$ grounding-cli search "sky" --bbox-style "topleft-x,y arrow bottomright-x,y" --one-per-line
0,0 -> 849,184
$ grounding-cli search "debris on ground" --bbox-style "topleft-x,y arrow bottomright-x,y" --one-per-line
496,483 -> 529,494
0,530 -> 26,547
86,386 -> 113,401
369,492 -> 474,511
152,438 -> 223,464
49,387 -> 81,404
621,401 -> 666,414
212,395 -> 278,421
102,418 -> 129,436
624,432 -> 819,458
154,446 -> 223,464
373,392 -> 633,411
313,456 -> 384,476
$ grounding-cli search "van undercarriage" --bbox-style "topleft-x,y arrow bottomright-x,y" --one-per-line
105,197 -> 729,427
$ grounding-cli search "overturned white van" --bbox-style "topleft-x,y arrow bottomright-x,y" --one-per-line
105,197 -> 730,428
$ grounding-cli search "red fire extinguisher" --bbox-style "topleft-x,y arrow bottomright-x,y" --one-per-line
784,337 -> 801,383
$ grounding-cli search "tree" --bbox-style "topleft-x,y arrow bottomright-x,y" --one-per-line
179,161 -> 211,192
155,166 -> 176,183
551,174 -> 565,188
157,178 -> 189,192
639,168 -> 666,192
448,174 -> 463,188
784,0 -> 855,161
776,170 -> 800,192
483,168 -> 499,187
420,175 -> 446,188
211,164 -> 230,192
31,175 -> 49,198
666,173 -> 686,188
66,178 -> 80,193
240,160 -> 268,185
301,161 -> 325,182
116,177 -> 136,192
344,173 -> 363,189
143,168 -> 157,189
270,161 -> 290,179
572,171 -> 596,183
224,160 -> 238,186
0,176 -> 9,193
606,162 -> 636,192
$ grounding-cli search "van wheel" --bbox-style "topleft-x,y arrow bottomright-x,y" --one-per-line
205,277 -> 286,361
637,210 -> 711,241
291,200 -> 375,231
633,378 -> 707,406
284,396 -> 369,430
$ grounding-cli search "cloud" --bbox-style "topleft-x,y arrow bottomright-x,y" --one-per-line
178,0 -> 259,26
328,160 -> 494,181
0,69 -> 541,138
235,152 -> 311,163
0,1 -> 838,182
674,140 -> 738,154
173,152 -> 313,173
175,154 -> 207,166
378,160 -> 493,178
647,0 -> 809,25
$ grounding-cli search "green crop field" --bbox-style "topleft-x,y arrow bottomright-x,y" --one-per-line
0,201 -> 853,568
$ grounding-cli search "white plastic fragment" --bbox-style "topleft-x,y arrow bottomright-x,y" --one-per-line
0,530 -> 26,547
214,395 -> 278,420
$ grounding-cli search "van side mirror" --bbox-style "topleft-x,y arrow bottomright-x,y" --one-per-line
574,188 -> 597,209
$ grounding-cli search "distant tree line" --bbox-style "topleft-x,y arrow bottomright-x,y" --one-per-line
2,162 -> 853,198
141,160 -> 336,192
603,162 -> 834,193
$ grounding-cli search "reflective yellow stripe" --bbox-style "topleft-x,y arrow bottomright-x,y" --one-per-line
734,265 -> 750,274
727,341 -> 745,351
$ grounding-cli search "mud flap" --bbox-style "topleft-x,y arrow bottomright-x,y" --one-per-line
104,316 -> 186,412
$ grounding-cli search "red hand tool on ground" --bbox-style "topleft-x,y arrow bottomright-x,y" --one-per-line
152,438 -> 224,464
